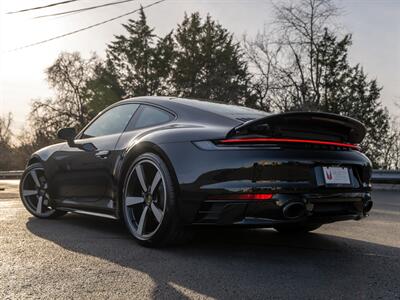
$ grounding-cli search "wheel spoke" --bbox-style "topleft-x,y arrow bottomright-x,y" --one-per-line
135,164 -> 147,192
125,160 -> 167,237
36,196 -> 44,214
126,196 -> 144,206
30,170 -> 40,187
150,171 -> 161,195
150,203 -> 163,223
23,189 -> 38,197
137,206 -> 149,235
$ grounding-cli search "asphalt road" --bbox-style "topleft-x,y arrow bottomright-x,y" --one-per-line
0,180 -> 399,299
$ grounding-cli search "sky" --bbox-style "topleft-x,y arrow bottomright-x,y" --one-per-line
0,0 -> 399,132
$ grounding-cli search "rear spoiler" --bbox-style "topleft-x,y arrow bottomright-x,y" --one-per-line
227,112 -> 366,144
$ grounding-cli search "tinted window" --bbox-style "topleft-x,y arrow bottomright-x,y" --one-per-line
133,105 -> 173,129
83,104 -> 139,138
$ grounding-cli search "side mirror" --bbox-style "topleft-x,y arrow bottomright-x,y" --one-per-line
57,127 -> 97,152
57,127 -> 76,146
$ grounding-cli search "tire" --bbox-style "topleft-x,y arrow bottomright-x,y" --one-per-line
273,223 -> 322,234
19,163 -> 67,219
122,153 -> 191,247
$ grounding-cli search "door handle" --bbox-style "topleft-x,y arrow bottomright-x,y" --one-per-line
95,150 -> 110,159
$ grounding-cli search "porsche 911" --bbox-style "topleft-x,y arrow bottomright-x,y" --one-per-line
19,97 -> 373,246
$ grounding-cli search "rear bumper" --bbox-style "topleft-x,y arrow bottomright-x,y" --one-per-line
193,192 -> 372,226
160,141 -> 372,225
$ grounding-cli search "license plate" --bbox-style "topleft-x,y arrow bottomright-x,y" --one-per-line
322,167 -> 351,185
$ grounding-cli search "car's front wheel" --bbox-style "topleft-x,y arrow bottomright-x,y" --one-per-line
122,153 -> 189,247
19,163 -> 67,219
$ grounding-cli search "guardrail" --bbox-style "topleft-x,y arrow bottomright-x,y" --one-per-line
0,170 -> 23,179
1,169 -> 400,183
371,170 -> 400,184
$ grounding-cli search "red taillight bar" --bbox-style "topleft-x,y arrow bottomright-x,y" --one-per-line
218,138 -> 360,150
208,193 -> 273,201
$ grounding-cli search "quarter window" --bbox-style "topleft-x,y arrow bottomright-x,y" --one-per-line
133,105 -> 173,129
82,104 -> 139,138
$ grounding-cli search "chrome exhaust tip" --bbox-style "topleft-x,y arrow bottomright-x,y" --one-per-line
282,202 -> 307,219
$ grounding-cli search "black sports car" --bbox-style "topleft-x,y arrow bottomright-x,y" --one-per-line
20,96 -> 373,246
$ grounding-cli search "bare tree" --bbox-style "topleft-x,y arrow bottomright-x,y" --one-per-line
29,52 -> 99,141
243,34 -> 281,111
382,119 -> 400,169
0,113 -> 13,146
0,113 -> 15,170
246,0 -> 391,168
247,0 -> 340,110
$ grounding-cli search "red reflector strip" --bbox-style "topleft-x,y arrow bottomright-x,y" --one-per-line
209,193 -> 273,201
218,138 -> 360,150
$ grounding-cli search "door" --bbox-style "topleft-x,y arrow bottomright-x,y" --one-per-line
46,103 -> 139,212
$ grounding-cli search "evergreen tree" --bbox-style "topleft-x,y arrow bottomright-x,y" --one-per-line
86,60 -> 125,116
173,13 -> 253,104
106,8 -> 156,97
315,31 -> 390,167
150,31 -> 176,95
96,10 -> 254,105
105,7 -> 174,98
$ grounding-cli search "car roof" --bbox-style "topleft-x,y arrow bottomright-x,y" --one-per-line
119,96 -> 268,122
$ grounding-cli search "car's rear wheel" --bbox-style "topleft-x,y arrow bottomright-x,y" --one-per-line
273,223 -> 322,234
19,163 -> 67,219
122,153 -> 190,247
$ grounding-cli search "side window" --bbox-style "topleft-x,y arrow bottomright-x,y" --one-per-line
133,105 -> 173,129
82,104 -> 139,138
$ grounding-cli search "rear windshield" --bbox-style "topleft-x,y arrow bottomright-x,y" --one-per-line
171,98 -> 268,119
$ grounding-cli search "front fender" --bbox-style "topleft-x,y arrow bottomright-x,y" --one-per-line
26,143 -> 65,166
